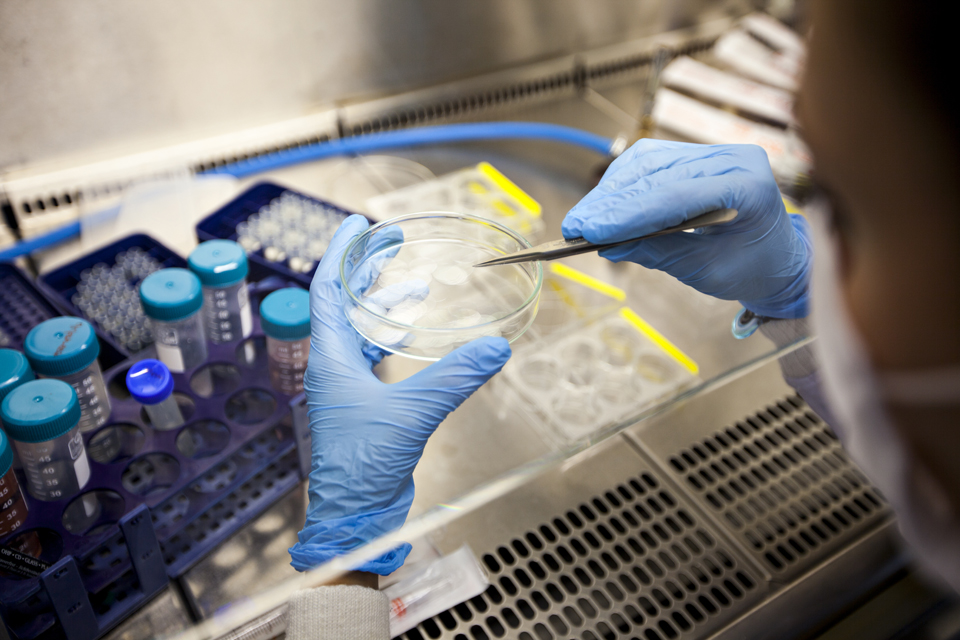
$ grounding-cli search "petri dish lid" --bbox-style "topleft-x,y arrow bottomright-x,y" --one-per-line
323,155 -> 435,213
24,317 -> 100,376
1,379 -> 81,443
188,240 -> 249,287
126,359 -> 174,405
139,268 -> 204,322
0,348 -> 35,403
259,288 -> 310,341
0,430 -> 12,476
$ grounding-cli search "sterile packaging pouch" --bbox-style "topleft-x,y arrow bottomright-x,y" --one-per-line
741,12 -> 806,63
365,162 -> 545,241
384,545 -> 489,637
661,56 -> 794,126
713,29 -> 800,92
652,88 -> 811,184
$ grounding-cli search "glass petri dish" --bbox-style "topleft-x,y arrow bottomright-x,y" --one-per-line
341,212 -> 542,360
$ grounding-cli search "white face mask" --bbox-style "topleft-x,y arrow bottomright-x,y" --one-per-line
808,197 -> 960,591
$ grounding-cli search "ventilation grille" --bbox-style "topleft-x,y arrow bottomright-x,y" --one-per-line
344,71 -> 577,137
585,36 -> 716,82
666,396 -> 890,575
395,472 -> 761,640
2,29 -> 724,233
346,35 -> 720,138
190,134 -> 332,173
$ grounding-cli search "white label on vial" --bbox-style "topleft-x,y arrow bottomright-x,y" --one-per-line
238,286 -> 253,338
68,432 -> 83,460
156,342 -> 186,373
74,448 -> 91,489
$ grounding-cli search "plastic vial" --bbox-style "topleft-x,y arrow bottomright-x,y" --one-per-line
24,317 -> 111,433
188,240 -> 253,344
140,268 -> 208,373
259,288 -> 311,395
1,348 -> 36,470
0,430 -> 28,536
1,379 -> 90,502
126,359 -> 184,431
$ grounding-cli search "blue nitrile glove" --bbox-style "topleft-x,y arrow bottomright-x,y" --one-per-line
563,140 -> 811,318
289,215 -> 512,575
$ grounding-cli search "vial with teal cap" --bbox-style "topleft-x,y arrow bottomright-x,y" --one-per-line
0,429 -> 28,536
140,268 -> 208,372
24,317 -> 111,433
260,288 -> 310,395
126,359 -> 183,430
188,240 -> 253,344
1,379 -> 90,502
1,348 -> 35,470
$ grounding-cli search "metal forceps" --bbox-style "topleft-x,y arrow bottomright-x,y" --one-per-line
474,208 -> 738,267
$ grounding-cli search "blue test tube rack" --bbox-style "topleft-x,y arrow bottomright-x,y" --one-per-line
196,182 -> 373,287
2,238 -> 313,640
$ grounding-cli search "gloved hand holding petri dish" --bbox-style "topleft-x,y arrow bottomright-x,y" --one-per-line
340,212 -> 542,360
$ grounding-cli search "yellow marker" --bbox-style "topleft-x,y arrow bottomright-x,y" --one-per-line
493,199 -> 517,218
546,277 -> 585,316
468,181 -> 487,195
477,162 -> 542,216
782,196 -> 803,215
619,307 -> 699,375
549,263 -> 626,302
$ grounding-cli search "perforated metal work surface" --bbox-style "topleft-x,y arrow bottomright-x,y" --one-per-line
414,360 -> 903,640
658,395 -> 890,580
409,435 -> 769,640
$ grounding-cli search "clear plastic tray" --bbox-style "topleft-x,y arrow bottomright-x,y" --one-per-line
365,162 -> 546,241
340,212 -> 542,360
502,307 -> 700,446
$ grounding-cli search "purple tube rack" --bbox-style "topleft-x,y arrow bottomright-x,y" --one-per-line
38,233 -> 188,359
196,182 -> 372,287
3,246 -> 311,640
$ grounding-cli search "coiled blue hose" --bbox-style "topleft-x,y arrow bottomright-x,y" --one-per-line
0,122 -> 615,260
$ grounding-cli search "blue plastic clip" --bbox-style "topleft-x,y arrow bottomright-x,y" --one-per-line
41,557 -> 98,640
119,505 -> 167,597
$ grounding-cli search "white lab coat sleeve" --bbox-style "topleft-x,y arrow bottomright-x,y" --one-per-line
759,317 -> 839,426
286,585 -> 391,640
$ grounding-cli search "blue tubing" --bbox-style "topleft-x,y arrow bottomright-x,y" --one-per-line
202,122 -> 615,178
0,122 -> 615,259
0,221 -> 82,262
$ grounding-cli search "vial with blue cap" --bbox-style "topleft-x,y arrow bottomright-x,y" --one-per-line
260,288 -> 310,395
126,359 -> 184,430
1,348 -> 35,471
1,379 -> 90,502
188,240 -> 253,344
0,429 -> 28,536
140,268 -> 208,372
24,317 -> 111,433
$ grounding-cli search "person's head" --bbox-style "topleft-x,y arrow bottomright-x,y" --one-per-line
797,0 -> 960,498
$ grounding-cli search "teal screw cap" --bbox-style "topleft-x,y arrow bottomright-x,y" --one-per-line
259,288 -> 310,341
24,317 -> 100,376
0,348 -> 35,404
139,268 -> 203,322
188,240 -> 249,288
0,430 -> 13,477
1,379 -> 81,443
